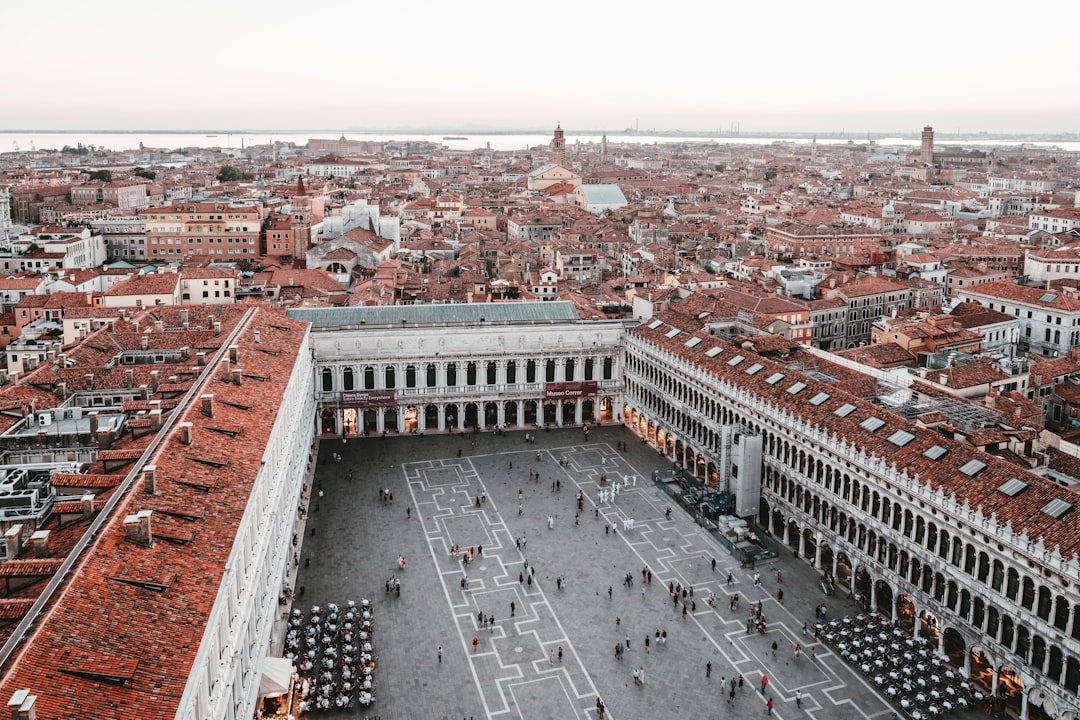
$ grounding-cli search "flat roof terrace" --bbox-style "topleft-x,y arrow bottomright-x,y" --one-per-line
288,426 -> 921,720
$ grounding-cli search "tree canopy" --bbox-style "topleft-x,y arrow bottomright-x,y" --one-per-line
216,164 -> 248,182
87,169 -> 112,182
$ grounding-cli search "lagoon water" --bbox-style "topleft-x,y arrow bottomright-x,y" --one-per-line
1,130 -> 1077,154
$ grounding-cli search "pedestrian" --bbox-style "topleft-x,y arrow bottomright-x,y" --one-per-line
739,674 -> 745,689
727,570 -> 734,585
796,689 -> 802,708
641,586 -> 646,600
407,506 -> 411,519
438,645 -> 442,663
761,675 -> 768,693
771,640 -> 777,657
777,570 -> 782,583
811,647 -> 817,661
706,660 -> 712,678
558,645 -> 563,662
608,585 -> 613,600
712,557 -> 717,572
616,615 -> 621,629
473,636 -> 479,653
511,600 -> 516,617
519,571 -> 524,584
625,633 -> 630,649
645,636 -> 650,653
778,588 -> 784,603
767,697 -> 774,715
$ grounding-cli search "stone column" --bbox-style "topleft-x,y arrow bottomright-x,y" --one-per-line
437,404 -> 446,432
516,400 -> 525,428
575,399 -> 583,425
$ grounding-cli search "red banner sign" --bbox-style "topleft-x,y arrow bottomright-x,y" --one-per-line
545,381 -> 598,399
341,390 -> 397,408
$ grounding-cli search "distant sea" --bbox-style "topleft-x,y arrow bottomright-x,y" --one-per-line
1,131 -> 1078,154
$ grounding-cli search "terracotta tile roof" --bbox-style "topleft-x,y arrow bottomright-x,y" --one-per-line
0,307 -> 310,718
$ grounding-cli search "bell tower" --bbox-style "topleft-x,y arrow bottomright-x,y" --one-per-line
551,123 -> 565,167
920,125 -> 935,165
291,176 -> 312,260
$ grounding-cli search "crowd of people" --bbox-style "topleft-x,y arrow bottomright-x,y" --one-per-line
285,601 -> 376,712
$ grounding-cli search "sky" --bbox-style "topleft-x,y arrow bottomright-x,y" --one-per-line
3,0 -> 1078,134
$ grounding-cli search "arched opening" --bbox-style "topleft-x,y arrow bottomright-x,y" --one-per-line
561,401 -> 576,425
445,405 -> 458,431
424,404 -> 438,430
896,594 -> 916,633
786,520 -> 799,552
320,408 -> 337,435
968,647 -> 993,693
504,401 -> 519,427
523,400 -> 538,426
853,566 -> 872,611
464,403 -> 479,430
382,407 -> 397,432
873,579 -> 893,617
543,402 -> 557,425
402,405 -> 418,433
818,541 -> 832,573
484,402 -> 499,427
942,627 -> 966,668
835,551 -> 853,589
583,399 -> 596,423
918,610 -> 940,647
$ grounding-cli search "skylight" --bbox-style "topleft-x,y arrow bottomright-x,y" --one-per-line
1042,498 -> 1073,519
727,355 -> 745,366
787,382 -> 807,395
860,416 -> 887,432
1039,293 -> 1058,303
745,363 -> 764,375
648,319 -> 664,329
997,478 -> 1028,497
685,336 -> 703,348
923,445 -> 948,460
888,429 -> 916,447
835,403 -> 857,417
705,346 -> 722,357
665,327 -> 681,338
765,373 -> 785,385
809,392 -> 831,405
959,459 -> 987,477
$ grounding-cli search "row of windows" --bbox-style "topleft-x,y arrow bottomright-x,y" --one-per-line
321,357 -> 615,392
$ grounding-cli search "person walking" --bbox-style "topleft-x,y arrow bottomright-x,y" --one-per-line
767,697 -> 774,715
760,675 -> 768,694
796,689 -> 802,708
437,645 -> 442,663
706,661 -> 712,678
473,636 -> 479,653
608,585 -> 613,600
510,600 -> 516,617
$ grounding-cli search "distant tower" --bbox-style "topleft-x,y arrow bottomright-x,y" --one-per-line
0,188 -> 12,241
811,136 -> 817,162
920,125 -> 935,165
551,123 -> 566,167
291,176 -> 312,260
601,134 -> 607,158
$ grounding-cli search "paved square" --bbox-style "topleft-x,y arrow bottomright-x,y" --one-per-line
289,426 -> 924,720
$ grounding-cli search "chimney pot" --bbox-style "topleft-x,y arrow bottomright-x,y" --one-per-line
154,319 -> 163,332
4,526 -> 23,561
179,421 -> 193,445
228,345 -> 239,363
123,510 -> 153,547
29,530 -> 49,559
181,309 -> 189,327
7,689 -> 37,720
201,394 -> 214,418
139,384 -> 149,400
84,373 -> 94,391
141,335 -> 149,350
125,368 -> 134,388
149,370 -> 159,392
254,329 -> 261,344
143,465 -> 156,495
81,494 -> 94,516
97,428 -> 112,450
88,411 -> 99,434
232,367 -> 243,386
196,351 -> 207,366
149,408 -> 162,431
214,321 -> 222,335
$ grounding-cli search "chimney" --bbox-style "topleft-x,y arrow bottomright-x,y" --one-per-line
88,411 -> 99,435
201,394 -> 214,418
179,421 -> 193,445
143,465 -> 156,495
132,319 -> 139,333
221,359 -> 230,381
253,329 -> 261,344
139,384 -> 149,400
149,370 -> 159,393
141,335 -> 149,350
228,344 -> 238,363
45,350 -> 55,363
29,530 -> 49,559
196,351 -> 207,366
180,309 -> 189,327
81,494 -> 94,517
4,526 -> 22,560
84,373 -> 94,391
7,689 -> 37,720
57,381 -> 67,399
155,319 -> 163,332
213,321 -> 221,335
231,367 -> 243,386
123,510 -> 153,547
97,428 -> 112,450
149,408 -> 162,431
125,368 -> 134,388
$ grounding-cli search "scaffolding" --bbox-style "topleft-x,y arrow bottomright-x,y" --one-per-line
882,393 -> 1001,431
